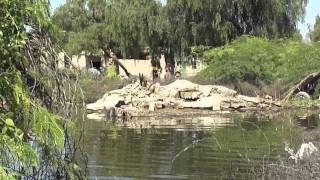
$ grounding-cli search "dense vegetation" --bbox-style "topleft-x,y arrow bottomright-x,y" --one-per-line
197,36 -> 320,97
0,0 -> 315,178
79,67 -> 122,104
0,0 -> 84,178
52,0 -> 308,62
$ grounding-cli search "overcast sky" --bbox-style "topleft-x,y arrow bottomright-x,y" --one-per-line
50,0 -> 319,39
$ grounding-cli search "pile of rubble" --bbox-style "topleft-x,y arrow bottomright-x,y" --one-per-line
87,80 -> 281,120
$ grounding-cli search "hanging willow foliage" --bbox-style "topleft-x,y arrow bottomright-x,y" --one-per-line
0,0 -> 86,179
52,0 -> 307,62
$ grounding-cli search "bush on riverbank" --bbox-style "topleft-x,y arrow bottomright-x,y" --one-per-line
79,73 -> 108,103
79,71 -> 125,103
196,36 -> 320,97
104,65 -> 120,81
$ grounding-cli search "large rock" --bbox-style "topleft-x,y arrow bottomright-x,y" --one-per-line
295,91 -> 311,100
159,80 -> 200,98
212,94 -> 223,111
124,95 -> 133,104
137,89 -> 149,98
155,101 -> 165,109
198,85 -> 213,97
221,97 -> 246,110
165,80 -> 199,92
149,82 -> 161,94
163,97 -> 182,108
211,86 -> 237,96
158,87 -> 180,98
132,97 -> 158,109
179,93 -> 223,110
238,95 -> 261,104
87,94 -> 125,111
179,91 -> 202,100
149,102 -> 156,112
180,96 -> 214,109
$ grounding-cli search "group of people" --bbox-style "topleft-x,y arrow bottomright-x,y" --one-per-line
152,61 -> 179,81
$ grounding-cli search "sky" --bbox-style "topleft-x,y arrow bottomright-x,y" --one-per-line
50,0 -> 65,12
50,0 -> 319,39
298,0 -> 320,39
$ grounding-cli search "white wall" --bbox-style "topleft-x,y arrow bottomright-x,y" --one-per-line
118,55 -> 167,79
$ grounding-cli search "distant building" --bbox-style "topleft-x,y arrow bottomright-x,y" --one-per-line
58,52 -> 106,71
58,52 -> 206,79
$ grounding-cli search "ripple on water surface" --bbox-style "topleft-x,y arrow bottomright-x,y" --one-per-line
84,112 -> 312,179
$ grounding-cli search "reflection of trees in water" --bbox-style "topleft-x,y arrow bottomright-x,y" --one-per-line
209,114 -> 304,179
296,114 -> 319,130
84,111 -> 310,179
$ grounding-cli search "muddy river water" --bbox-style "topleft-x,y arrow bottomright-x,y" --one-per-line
84,110 -> 319,179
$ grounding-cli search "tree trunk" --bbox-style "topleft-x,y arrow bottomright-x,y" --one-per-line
103,49 -> 132,78
112,55 -> 132,78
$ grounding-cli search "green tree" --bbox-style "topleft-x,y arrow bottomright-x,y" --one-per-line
52,0 -> 88,32
52,0 -> 165,76
164,0 -> 308,59
1,0 -> 84,178
52,0 -> 308,65
309,15 -> 320,42
53,0 -> 156,59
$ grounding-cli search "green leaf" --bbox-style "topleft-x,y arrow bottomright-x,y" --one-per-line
18,133 -> 24,140
2,127 -> 8,134
5,118 -> 15,127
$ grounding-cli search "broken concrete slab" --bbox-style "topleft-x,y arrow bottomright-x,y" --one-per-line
86,79 -> 281,120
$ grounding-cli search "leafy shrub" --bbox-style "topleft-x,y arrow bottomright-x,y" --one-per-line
104,65 -> 119,81
197,36 -> 320,95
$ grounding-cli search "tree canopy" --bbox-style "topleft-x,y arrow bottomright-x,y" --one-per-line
52,0 -> 162,59
52,0 -> 308,61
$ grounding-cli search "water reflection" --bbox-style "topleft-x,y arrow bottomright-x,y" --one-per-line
84,111 -> 316,179
296,114 -> 319,130
124,114 -> 234,130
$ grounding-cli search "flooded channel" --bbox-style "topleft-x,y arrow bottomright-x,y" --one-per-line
84,110 -> 319,179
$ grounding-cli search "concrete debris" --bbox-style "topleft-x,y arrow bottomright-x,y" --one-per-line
86,79 -> 281,120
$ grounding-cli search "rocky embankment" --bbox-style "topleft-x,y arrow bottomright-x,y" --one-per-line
86,79 -> 281,120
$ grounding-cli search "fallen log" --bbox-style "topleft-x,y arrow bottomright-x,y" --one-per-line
105,50 -> 132,78
283,72 -> 320,101
110,53 -> 132,78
